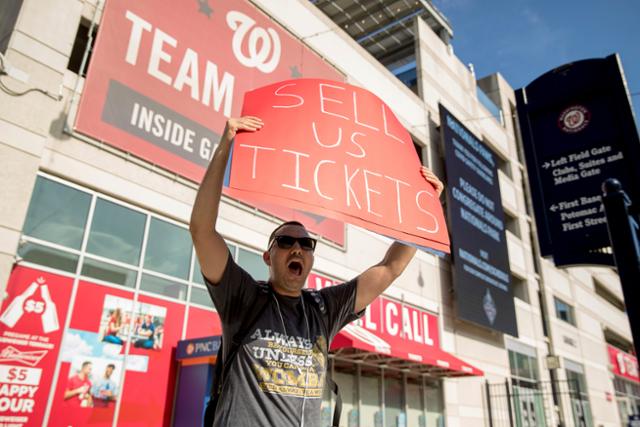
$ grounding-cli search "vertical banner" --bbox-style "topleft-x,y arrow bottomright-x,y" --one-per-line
74,0 -> 346,244
439,105 -> 517,336
515,54 -> 640,266
0,266 -> 74,427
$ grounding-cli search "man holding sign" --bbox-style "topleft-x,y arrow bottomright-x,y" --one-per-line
190,116 -> 443,427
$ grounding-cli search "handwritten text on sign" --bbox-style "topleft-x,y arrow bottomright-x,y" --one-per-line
230,79 -> 449,251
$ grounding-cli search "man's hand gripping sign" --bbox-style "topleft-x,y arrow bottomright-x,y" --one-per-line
227,79 -> 449,252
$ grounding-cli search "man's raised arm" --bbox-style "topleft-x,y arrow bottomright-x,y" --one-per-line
354,166 -> 444,312
189,116 -> 263,284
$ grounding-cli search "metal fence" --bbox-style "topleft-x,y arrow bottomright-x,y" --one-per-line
486,379 -> 592,427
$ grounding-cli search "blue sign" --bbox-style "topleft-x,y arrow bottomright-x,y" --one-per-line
176,335 -> 221,360
440,105 -> 517,336
515,54 -> 640,267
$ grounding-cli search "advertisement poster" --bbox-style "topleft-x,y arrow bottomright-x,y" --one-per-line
439,105 -> 517,336
230,79 -> 450,252
75,0 -> 346,244
608,345 -> 639,383
0,266 -> 73,427
47,282 -> 182,426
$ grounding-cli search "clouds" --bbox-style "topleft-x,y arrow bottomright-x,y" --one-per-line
60,331 -> 94,362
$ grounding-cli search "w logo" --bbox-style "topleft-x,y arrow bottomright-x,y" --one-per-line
226,11 -> 281,74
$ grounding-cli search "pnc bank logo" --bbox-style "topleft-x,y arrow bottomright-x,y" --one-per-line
226,11 -> 281,74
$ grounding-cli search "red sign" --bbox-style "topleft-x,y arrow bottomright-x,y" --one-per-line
230,79 -> 450,252
308,272 -> 480,374
308,273 -> 440,353
608,344 -> 639,383
0,266 -> 74,427
74,0 -> 345,244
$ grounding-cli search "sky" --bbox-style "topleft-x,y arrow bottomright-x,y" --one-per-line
432,0 -> 640,120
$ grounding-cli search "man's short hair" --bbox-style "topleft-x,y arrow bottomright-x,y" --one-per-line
268,221 -> 306,248
81,361 -> 91,368
107,364 -> 116,370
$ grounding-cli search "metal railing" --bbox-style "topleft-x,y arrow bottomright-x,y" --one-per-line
486,379 -> 592,427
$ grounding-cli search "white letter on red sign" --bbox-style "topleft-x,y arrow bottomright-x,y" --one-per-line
272,83 -> 304,109
238,144 -> 275,179
148,28 -> 177,86
416,190 -> 439,234
385,302 -> 399,336
319,84 -> 348,121
314,160 -> 336,201
124,11 -> 152,66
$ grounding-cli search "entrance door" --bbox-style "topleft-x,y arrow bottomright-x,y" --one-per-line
513,385 -> 546,427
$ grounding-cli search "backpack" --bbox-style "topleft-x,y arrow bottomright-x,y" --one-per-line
203,285 -> 343,427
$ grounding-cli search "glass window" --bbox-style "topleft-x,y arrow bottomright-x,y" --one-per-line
192,255 -> 205,285
144,218 -> 191,279
509,350 -> 539,382
361,373 -> 381,427
385,375 -> 404,427
190,286 -> 213,309
87,198 -> 145,265
22,177 -> 91,249
18,241 -> 78,273
406,381 -> 423,427
0,0 -> 23,54
554,297 -> 576,326
334,371 -> 356,427
191,243 -> 237,285
140,274 -> 187,301
424,380 -> 444,427
81,257 -> 137,288
566,367 -> 594,427
237,248 -> 268,281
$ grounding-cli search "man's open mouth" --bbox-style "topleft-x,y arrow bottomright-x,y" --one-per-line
287,260 -> 303,276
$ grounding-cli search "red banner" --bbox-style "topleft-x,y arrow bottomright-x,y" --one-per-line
308,272 -> 440,351
74,0 -> 345,244
230,79 -> 450,251
608,344 -> 639,383
0,266 -> 74,427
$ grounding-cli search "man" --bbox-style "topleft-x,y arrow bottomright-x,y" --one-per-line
190,117 -> 444,427
133,314 -> 155,349
64,360 -> 93,408
91,364 -> 118,407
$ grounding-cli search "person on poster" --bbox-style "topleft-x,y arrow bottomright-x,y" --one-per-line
91,364 -> 118,406
102,308 -> 124,344
64,360 -> 93,408
133,314 -> 156,349
190,117 -> 444,427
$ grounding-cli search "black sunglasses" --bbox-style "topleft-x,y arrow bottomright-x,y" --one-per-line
269,235 -> 317,251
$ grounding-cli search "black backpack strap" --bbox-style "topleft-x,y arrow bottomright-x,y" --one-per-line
327,375 -> 342,427
302,289 -> 326,314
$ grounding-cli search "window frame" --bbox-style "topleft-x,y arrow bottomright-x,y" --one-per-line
554,296 -> 577,326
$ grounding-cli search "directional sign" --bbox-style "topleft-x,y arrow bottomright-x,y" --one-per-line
516,54 -> 640,266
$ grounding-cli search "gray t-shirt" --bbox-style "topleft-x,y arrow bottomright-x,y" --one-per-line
206,254 -> 361,427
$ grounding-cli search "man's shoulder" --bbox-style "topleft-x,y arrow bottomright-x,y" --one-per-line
302,288 -> 326,314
